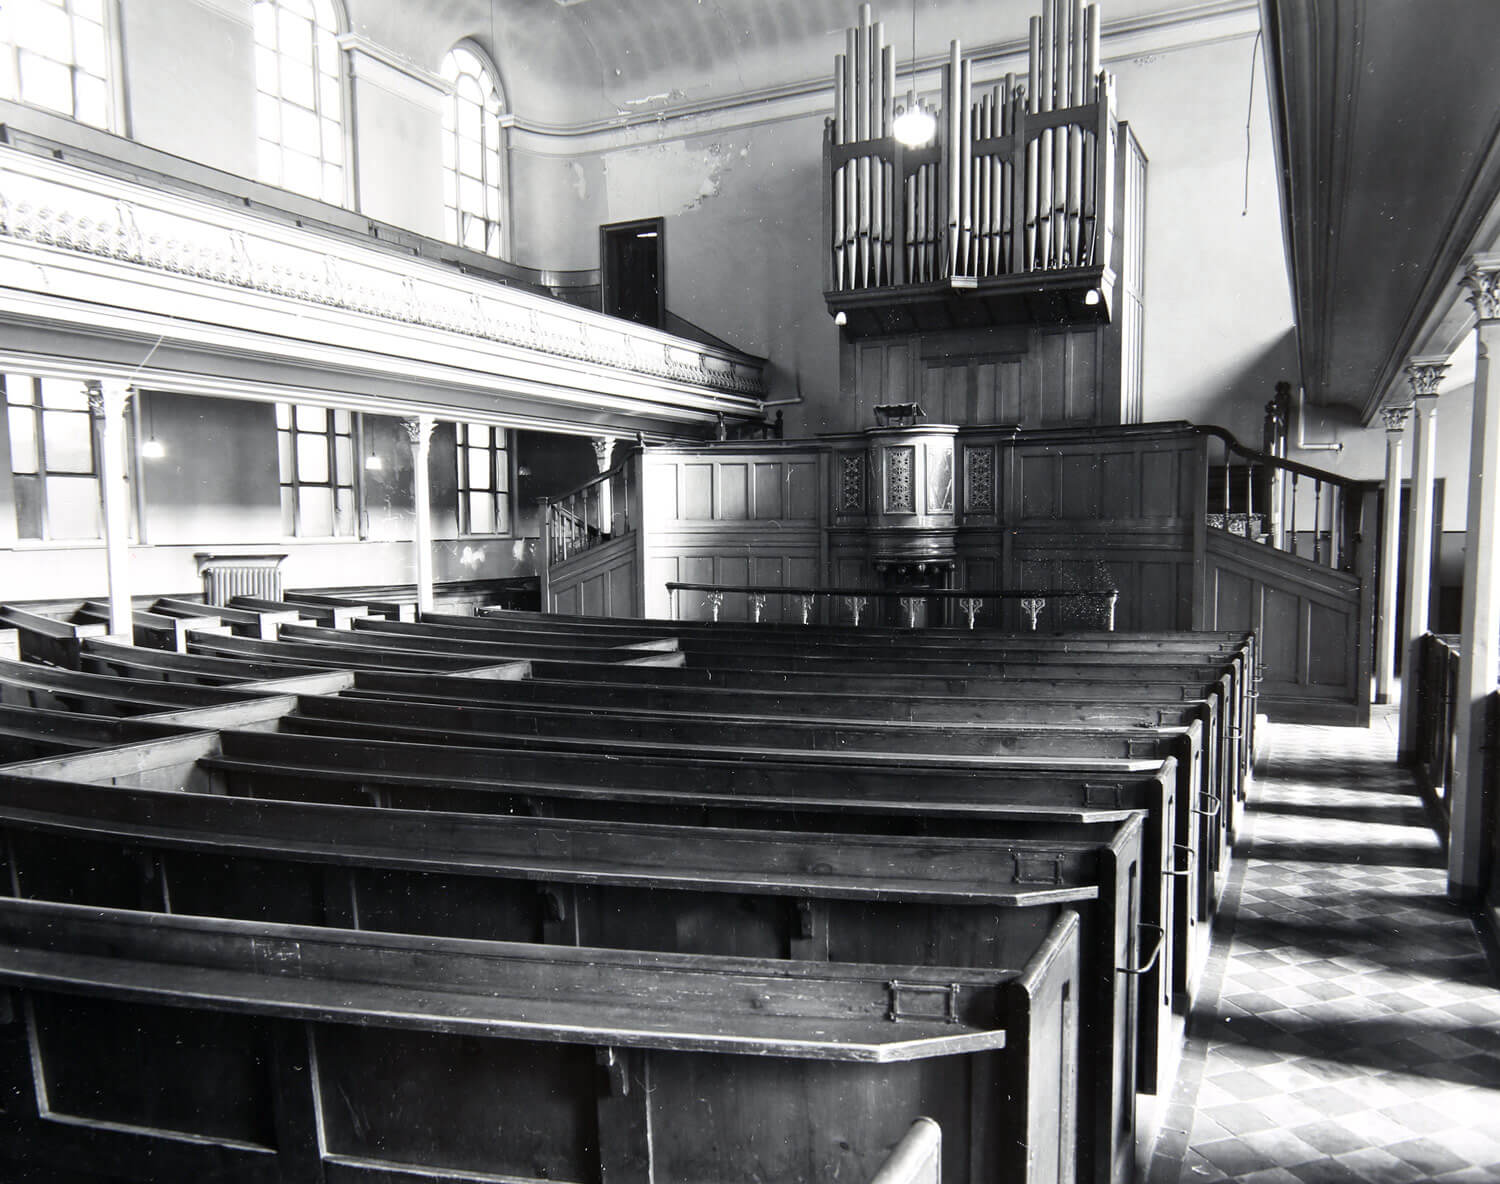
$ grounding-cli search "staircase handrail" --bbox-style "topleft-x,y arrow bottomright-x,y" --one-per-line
1191,424 -> 1359,490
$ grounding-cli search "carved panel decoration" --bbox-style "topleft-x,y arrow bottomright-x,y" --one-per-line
963,445 -> 996,514
838,452 -> 866,513
927,441 -> 954,513
885,446 -> 916,513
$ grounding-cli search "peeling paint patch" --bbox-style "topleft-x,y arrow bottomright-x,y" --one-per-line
568,161 -> 588,201
603,139 -> 747,216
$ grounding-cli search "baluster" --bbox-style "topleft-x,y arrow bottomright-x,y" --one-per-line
705,590 -> 724,623
1106,590 -> 1118,632
1289,472 -> 1299,556
1313,480 -> 1324,564
899,596 -> 920,628
798,594 -> 816,625
1020,596 -> 1046,631
1223,453 -> 1232,517
750,592 -> 766,624
845,595 -> 867,626
1245,464 -> 1255,537
959,597 -> 982,629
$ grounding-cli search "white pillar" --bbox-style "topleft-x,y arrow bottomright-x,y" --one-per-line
1398,358 -> 1450,758
1449,257 -> 1500,900
1375,404 -> 1410,703
86,379 -> 133,638
592,435 -> 616,534
403,415 -> 436,614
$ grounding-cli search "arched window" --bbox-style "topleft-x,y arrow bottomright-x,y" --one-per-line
252,0 -> 346,205
441,44 -> 506,257
0,0 -> 116,130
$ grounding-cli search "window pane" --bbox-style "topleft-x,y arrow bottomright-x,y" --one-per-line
279,9 -> 312,61
494,450 -> 509,492
294,404 -> 326,432
18,52 -> 73,114
321,163 -> 343,204
275,402 -> 291,429
334,487 -> 354,536
73,18 -> 107,76
72,0 -> 106,25
13,3 -> 70,56
255,45 -> 279,93
283,150 -> 319,198
466,446 -> 490,489
75,72 -> 108,127
334,435 -> 352,485
459,175 -> 483,216
319,74 -> 339,117
5,375 -> 36,405
297,485 -> 334,536
276,430 -> 294,482
46,475 -> 101,539
8,407 -> 38,474
39,378 -> 88,410
43,410 -> 93,473
256,92 -> 281,140
462,218 -> 484,252
467,491 -> 494,535
13,475 -> 42,539
332,409 -> 351,434
495,492 -> 510,533
279,59 -> 314,108
280,486 -> 296,535
283,103 -> 318,154
295,433 -> 329,483
253,2 -> 278,48
258,139 -> 282,186
467,423 -> 488,449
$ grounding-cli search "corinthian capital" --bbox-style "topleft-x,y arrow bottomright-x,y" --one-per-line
1380,404 -> 1411,433
400,414 -> 436,446
1405,356 -> 1450,398
1461,254 -> 1500,322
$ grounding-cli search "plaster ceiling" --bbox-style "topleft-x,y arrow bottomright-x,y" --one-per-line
1263,0 -> 1500,421
346,0 -> 1237,128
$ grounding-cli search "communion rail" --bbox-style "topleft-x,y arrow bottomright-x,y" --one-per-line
665,581 -> 1118,629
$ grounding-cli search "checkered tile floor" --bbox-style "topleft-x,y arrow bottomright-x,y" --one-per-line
1148,709 -> 1500,1183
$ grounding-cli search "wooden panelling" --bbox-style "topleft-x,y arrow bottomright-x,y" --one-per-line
548,533 -> 640,619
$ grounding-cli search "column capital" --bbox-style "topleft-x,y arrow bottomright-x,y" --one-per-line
591,435 -> 616,472
400,414 -> 436,446
1405,356 -> 1451,398
1461,253 -> 1500,322
1380,404 -> 1411,433
84,379 -> 132,418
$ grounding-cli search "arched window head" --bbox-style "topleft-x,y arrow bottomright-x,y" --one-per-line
0,0 -> 117,130
441,44 -> 506,258
252,0 -> 346,206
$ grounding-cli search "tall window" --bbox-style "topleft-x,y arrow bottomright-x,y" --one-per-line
6,374 -> 104,540
0,0 -> 115,129
441,45 -> 506,257
252,0 -> 346,205
276,404 -> 358,537
456,423 -> 509,535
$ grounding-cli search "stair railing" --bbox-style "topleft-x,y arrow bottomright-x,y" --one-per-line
541,448 -> 638,567
1195,425 -> 1363,573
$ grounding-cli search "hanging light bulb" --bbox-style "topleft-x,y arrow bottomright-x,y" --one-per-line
893,100 -> 936,148
141,437 -> 166,460
364,448 -> 384,472
892,0 -> 935,148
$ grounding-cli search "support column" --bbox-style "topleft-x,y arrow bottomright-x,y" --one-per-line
1398,357 -> 1450,759
403,415 -> 436,614
1375,404 -> 1410,703
86,379 -> 133,638
1449,256 -> 1500,900
592,436 -> 616,534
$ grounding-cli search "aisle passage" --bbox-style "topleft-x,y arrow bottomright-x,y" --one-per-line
1149,712 -> 1500,1183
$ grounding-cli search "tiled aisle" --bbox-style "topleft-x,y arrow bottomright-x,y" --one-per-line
1148,709 -> 1500,1184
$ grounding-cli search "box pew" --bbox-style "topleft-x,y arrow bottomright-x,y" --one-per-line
188,632 -> 530,679
0,704 -> 200,765
153,596 -> 306,640
0,771 -> 1137,1184
73,600 -> 235,653
0,895 -> 1076,1184
282,589 -> 417,622
79,638 -> 316,687
0,605 -> 109,669
0,658 -> 283,719
229,594 -> 369,629
283,621 -> 686,667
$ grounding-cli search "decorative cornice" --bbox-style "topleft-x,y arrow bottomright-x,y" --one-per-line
1405,356 -> 1451,398
0,150 -> 766,402
337,34 -> 450,109
1461,254 -> 1500,323
1380,405 -> 1411,432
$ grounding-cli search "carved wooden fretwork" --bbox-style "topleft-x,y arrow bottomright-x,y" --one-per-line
838,452 -> 866,513
885,446 -> 916,513
963,446 -> 995,514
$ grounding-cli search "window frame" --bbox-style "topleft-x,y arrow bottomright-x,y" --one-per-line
0,0 -> 122,132
251,0 -> 351,207
275,402 -> 363,540
440,41 -> 509,260
455,421 -> 511,538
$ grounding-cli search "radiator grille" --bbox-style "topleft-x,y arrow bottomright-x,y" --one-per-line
195,554 -> 288,606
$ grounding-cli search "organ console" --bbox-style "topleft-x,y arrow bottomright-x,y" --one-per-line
825,1 -> 1119,321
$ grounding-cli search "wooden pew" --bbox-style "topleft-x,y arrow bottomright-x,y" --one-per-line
230,594 -> 369,629
0,629 -> 17,661
80,638 -> 314,686
73,601 -> 233,653
0,704 -> 199,764
0,657 -> 281,718
0,604 -> 108,669
187,632 -> 531,679
281,621 -> 686,666
0,895 -> 1077,1184
282,589 -> 417,622
153,596 -> 305,640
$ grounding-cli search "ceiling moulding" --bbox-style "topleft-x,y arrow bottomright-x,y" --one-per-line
507,0 -> 1258,144
0,147 -> 764,435
337,33 -> 451,111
